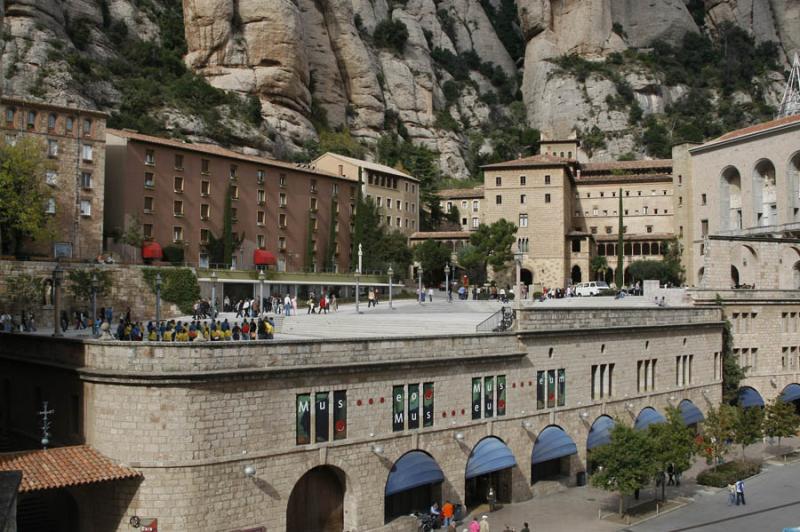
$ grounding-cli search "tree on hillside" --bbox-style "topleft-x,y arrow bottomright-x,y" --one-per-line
0,137 -> 55,255
702,404 -> 737,465
413,239 -> 452,286
732,405 -> 763,461
590,422 -> 658,516
468,219 -> 517,277
648,407 -> 697,501
763,398 -> 800,448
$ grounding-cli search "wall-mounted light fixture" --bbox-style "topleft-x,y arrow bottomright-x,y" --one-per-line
454,432 -> 465,441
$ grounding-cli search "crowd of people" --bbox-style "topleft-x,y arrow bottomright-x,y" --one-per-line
112,316 -> 276,342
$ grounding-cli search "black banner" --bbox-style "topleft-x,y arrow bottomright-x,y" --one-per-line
547,370 -> 556,408
296,393 -> 310,445
536,371 -> 545,410
408,384 -> 420,429
315,391 -> 329,443
497,375 -> 506,416
557,369 -> 566,407
333,390 -> 347,440
472,378 -> 482,420
484,376 -> 494,418
393,385 -> 405,432
423,382 -> 434,427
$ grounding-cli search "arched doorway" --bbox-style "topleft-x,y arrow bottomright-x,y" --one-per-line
731,265 -> 740,288
634,407 -> 665,431
570,265 -> 582,284
678,399 -> 704,433
287,466 -> 346,532
780,383 -> 800,414
697,267 -> 705,286
465,436 -> 516,508
623,266 -> 632,285
384,451 -> 444,523
531,425 -> 578,484
521,269 -> 533,286
735,386 -> 765,408
720,166 -> 742,230
586,416 -> 615,474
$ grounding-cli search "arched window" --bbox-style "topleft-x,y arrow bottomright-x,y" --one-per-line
720,166 -> 742,231
789,152 -> 800,222
752,159 -> 776,227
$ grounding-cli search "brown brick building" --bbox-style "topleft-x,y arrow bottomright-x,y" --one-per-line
0,96 -> 107,260
105,130 -> 355,272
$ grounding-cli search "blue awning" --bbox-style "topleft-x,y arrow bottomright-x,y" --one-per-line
679,400 -> 704,426
738,387 -> 764,408
587,416 -> 615,450
781,383 -> 800,403
465,437 -> 516,479
634,407 -> 666,431
532,426 -> 578,464
385,451 -> 444,496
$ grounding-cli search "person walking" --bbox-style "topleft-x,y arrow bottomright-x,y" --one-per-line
480,515 -> 490,532
735,479 -> 745,505
469,518 -> 481,532
487,486 -> 497,512
427,286 -> 434,302
441,500 -> 454,528
667,463 -> 675,486
368,288 -> 376,308
520,522 -> 530,532
727,482 -> 736,506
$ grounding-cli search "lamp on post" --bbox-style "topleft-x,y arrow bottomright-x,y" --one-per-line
444,263 -> 451,303
90,273 -> 98,337
418,264 -> 424,304
210,271 -> 218,318
355,243 -> 363,314
514,251 -> 524,308
155,273 -> 162,341
258,270 -> 265,318
52,263 -> 64,337
387,265 -> 394,310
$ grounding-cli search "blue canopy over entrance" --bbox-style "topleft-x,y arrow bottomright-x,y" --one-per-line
679,400 -> 704,426
587,416 -> 615,450
465,437 -> 516,479
738,387 -> 764,408
385,451 -> 444,496
634,407 -> 665,431
532,426 -> 578,464
780,383 -> 800,403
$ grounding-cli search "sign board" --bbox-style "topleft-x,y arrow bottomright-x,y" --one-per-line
140,518 -> 157,532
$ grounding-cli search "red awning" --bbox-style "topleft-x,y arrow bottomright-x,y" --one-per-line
253,249 -> 277,266
142,242 -> 163,260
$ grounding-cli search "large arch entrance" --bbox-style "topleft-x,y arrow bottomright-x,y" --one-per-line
735,386 -> 765,408
678,399 -> 704,433
465,436 -> 515,508
531,425 -> 578,484
384,451 -> 444,523
731,265 -> 740,288
586,415 -> 615,474
521,269 -> 533,286
287,466 -> 346,532
634,407 -> 665,431
780,383 -> 800,414
571,265 -> 582,284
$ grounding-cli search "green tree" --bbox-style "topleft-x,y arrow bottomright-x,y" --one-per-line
373,19 -> 409,54
590,256 -> 609,282
702,404 -> 737,465
468,219 -> 518,277
4,273 -> 43,314
376,230 -> 413,276
66,269 -> 113,301
732,405 -> 763,461
616,189 -> 624,287
351,189 -> 412,274
647,407 -> 697,501
0,137 -> 55,255
458,244 -> 486,285
627,260 -> 683,286
204,231 -> 243,267
590,422 -> 658,516
715,297 -> 747,403
413,239 -> 452,285
763,398 -> 800,447
223,184 -> 234,266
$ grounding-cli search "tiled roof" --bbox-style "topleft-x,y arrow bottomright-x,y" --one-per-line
481,154 -> 573,169
437,186 -> 484,199
1,95 -> 109,118
107,128 -> 344,180
580,159 -> 672,172
312,152 -> 418,181
575,173 -> 672,184
711,114 -> 800,143
410,231 -> 471,239
0,445 -> 141,493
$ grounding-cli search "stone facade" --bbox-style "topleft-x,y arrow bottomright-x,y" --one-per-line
437,187 -> 484,232
0,306 -> 724,531
0,97 -> 107,260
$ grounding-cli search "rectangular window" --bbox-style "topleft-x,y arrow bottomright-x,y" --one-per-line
537,370 -> 545,409
544,193 -> 551,203
296,393 -> 311,445
544,175 -> 551,185
173,176 -> 184,193
174,154 -> 183,169
484,376 -> 494,418
144,196 -> 154,213
231,185 -> 239,199
520,175 -> 526,185
571,239 -> 581,253
333,390 -> 347,440
280,193 -> 287,207
82,118 -> 92,136
173,200 -> 183,216
229,164 -> 238,179
408,383 -> 420,429
472,378 -> 482,419
173,226 -> 183,242
519,214 -> 528,227
47,139 -> 58,157
497,376 -> 506,416
200,229 -> 210,244
79,200 -> 92,217
45,198 -> 55,214
280,174 -> 287,187
701,219 -> 709,237
310,179 -> 318,193
546,370 -> 556,408
314,391 -> 329,443
557,369 -> 566,407
200,204 -> 209,220
701,193 -> 707,205
495,176 -> 502,186
422,382 -> 434,427
279,236 -> 286,250
472,217 -> 479,228
201,180 -> 210,196
310,197 -> 318,211
81,144 -> 93,162
393,385 -> 405,432
143,224 -> 153,239
496,195 -> 502,205
279,213 -> 287,228
608,364 -> 614,397
257,169 -> 265,184
520,194 -> 527,204
5,108 -> 13,123
201,158 -> 209,173
80,172 -> 92,189
27,111 -> 36,128
145,149 -> 155,165
231,208 -> 237,222
257,211 -> 265,225
257,234 -> 265,248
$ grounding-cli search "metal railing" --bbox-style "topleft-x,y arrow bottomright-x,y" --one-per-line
475,306 -> 516,333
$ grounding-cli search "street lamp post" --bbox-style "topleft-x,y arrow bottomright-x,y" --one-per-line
52,264 -> 64,337
444,263 -> 451,303
155,273 -> 162,341
387,266 -> 394,310
355,243 -> 363,314
210,271 -> 218,318
258,270 -> 265,318
418,265 -> 424,304
90,273 -> 98,337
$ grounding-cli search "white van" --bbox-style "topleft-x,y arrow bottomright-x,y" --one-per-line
574,281 -> 610,296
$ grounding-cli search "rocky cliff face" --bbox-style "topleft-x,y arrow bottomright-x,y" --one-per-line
2,0 -> 798,178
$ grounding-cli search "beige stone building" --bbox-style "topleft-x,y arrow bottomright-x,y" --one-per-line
313,152 -> 420,235
0,97 -> 107,260
437,186 -> 484,231
0,305 -> 723,531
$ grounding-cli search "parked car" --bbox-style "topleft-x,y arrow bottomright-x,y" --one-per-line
574,281 -> 610,296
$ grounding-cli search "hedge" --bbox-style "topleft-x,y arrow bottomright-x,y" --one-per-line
141,268 -> 200,315
696,460 -> 761,488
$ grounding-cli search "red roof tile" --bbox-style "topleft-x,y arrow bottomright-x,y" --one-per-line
711,114 -> 800,143
481,154 -> 573,169
0,445 -> 141,493
580,159 -> 672,172
436,186 -> 484,199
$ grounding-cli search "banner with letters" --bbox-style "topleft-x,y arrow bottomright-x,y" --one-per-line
296,393 -> 311,445
315,391 -> 329,443
393,385 -> 405,431
497,375 -> 506,416
334,390 -> 347,440
423,382 -> 434,427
